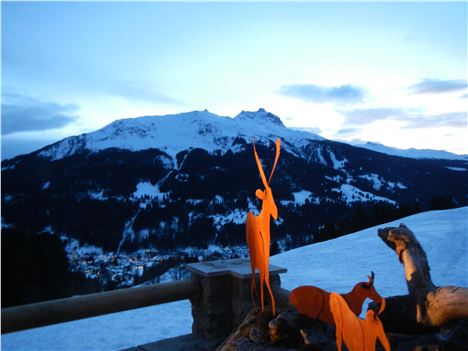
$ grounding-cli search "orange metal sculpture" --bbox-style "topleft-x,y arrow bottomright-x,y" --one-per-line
246,139 -> 281,316
289,272 -> 385,325
330,292 -> 390,351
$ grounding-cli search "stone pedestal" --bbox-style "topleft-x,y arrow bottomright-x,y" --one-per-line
186,258 -> 287,339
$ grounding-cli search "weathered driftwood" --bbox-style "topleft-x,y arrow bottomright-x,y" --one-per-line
378,223 -> 468,331
216,306 -> 336,351
216,308 -> 294,351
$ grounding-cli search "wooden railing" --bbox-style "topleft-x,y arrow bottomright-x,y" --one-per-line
1,259 -> 287,339
1,279 -> 200,334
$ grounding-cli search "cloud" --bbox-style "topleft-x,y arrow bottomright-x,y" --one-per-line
279,84 -> 365,104
401,111 -> 467,129
2,94 -> 80,135
335,127 -> 362,137
341,107 -> 466,129
99,79 -> 181,105
409,79 -> 467,94
291,126 -> 323,135
341,108 -> 406,125
71,63 -> 182,105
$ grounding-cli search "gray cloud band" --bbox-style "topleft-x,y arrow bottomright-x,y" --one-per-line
341,108 -> 466,129
409,79 -> 467,94
279,83 -> 365,104
1,95 -> 80,135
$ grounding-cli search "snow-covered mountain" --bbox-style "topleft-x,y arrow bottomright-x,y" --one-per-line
351,141 -> 468,161
37,109 -> 323,162
2,108 -> 468,256
4,207 -> 467,351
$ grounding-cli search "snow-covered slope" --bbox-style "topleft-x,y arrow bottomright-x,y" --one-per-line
3,207 -> 467,351
271,206 -> 468,297
38,109 -> 323,161
352,141 -> 468,161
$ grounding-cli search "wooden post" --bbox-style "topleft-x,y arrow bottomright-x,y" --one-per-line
2,279 -> 200,334
186,258 -> 287,339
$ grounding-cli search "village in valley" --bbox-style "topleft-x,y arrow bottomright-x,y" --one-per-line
64,237 -> 250,290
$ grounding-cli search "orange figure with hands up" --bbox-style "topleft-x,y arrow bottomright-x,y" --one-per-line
330,292 -> 390,351
246,139 -> 281,316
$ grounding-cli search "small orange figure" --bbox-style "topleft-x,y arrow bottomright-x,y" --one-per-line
330,292 -> 390,351
289,272 -> 385,325
246,139 -> 281,315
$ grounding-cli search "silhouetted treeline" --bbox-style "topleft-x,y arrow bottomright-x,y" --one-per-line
2,228 -> 68,307
316,200 -> 426,243
1,228 -> 99,307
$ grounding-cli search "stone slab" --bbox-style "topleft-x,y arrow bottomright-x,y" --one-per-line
185,258 -> 287,279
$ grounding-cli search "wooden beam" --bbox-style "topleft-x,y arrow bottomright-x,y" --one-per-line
1,279 -> 200,334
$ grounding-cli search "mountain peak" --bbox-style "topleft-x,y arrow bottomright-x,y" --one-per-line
36,108 -> 325,161
234,108 -> 285,127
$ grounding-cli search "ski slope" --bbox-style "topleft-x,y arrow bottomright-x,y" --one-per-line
3,207 -> 467,351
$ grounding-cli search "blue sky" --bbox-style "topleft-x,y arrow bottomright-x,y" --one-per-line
2,1 -> 467,159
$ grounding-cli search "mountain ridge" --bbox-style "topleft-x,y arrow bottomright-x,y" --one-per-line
2,107 -> 468,257
35,108 -> 323,162
351,141 -> 468,161
4,108 -> 464,162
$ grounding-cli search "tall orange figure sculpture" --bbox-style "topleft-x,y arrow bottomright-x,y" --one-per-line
289,272 -> 385,325
246,139 -> 281,316
330,292 -> 390,351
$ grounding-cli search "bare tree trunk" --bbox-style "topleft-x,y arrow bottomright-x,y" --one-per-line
378,223 -> 468,330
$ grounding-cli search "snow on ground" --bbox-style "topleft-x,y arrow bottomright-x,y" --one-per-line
88,190 -> 107,201
210,209 -> 246,229
3,207 -> 467,351
1,301 -> 192,351
292,190 -> 312,205
358,173 -> 383,191
131,181 -> 169,209
387,181 -> 407,190
332,184 -> 397,205
357,173 -> 407,192
271,206 -> 468,298
117,213 -> 139,254
65,239 -> 103,257
280,190 -> 319,206
315,147 -> 327,166
329,150 -> 347,170
132,181 -> 160,199
446,166 -> 468,172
